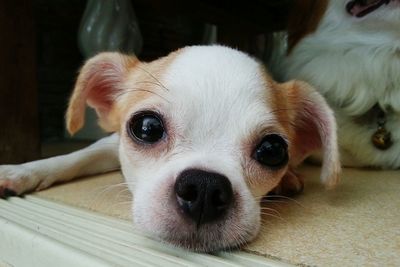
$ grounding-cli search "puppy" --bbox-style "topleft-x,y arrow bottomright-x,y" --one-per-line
272,0 -> 400,168
0,46 -> 340,252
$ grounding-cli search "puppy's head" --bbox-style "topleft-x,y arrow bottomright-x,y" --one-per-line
66,46 -> 340,251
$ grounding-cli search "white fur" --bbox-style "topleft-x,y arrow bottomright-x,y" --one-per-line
273,0 -> 400,168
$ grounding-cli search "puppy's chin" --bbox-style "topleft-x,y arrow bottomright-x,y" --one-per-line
159,218 -> 260,252
132,185 -> 260,252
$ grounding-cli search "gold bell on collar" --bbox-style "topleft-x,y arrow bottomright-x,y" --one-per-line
372,127 -> 392,150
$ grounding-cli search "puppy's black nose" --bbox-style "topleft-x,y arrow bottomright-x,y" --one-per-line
174,169 -> 233,226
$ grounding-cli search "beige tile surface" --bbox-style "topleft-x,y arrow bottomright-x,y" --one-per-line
35,166 -> 400,266
35,172 -> 132,221
245,167 -> 400,266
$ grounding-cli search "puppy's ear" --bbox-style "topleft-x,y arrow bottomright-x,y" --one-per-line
66,52 -> 138,135
281,80 -> 341,189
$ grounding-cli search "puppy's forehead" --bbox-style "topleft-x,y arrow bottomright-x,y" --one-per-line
164,46 -> 266,97
162,46 -> 277,131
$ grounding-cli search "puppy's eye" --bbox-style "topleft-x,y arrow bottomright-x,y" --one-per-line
128,112 -> 165,144
254,134 -> 288,168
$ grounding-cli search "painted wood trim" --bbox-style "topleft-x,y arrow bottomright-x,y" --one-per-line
0,196 -> 292,267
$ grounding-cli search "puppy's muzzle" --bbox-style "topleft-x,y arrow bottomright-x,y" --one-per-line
174,169 -> 233,226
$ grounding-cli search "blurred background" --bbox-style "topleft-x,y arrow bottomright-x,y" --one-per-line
0,0 -> 293,164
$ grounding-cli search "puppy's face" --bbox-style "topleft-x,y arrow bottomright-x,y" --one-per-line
66,46 -> 340,251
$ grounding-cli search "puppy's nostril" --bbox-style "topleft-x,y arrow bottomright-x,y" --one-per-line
211,190 -> 227,207
177,184 -> 197,202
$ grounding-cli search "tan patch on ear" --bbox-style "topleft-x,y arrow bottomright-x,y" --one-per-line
66,99 -> 86,135
287,0 -> 328,53
260,67 -> 292,135
280,80 -> 341,189
66,53 -> 138,135
108,48 -> 185,133
66,48 -> 185,136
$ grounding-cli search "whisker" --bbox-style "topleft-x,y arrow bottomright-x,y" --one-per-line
115,87 -> 170,103
106,200 -> 133,211
259,212 -> 286,222
86,183 -> 129,208
136,66 -> 169,92
260,200 -> 290,206
260,207 -> 282,217
262,195 -> 305,208
115,188 -> 132,202
134,80 -> 168,88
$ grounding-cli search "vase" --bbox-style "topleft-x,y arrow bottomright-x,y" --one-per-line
78,0 -> 143,58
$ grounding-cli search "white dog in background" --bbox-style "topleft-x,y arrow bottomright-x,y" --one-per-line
272,0 -> 400,168
0,46 -> 340,251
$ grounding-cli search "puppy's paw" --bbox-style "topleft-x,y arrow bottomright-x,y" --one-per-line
0,165 -> 40,198
271,170 -> 304,197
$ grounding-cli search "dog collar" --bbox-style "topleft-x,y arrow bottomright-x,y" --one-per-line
371,105 -> 393,150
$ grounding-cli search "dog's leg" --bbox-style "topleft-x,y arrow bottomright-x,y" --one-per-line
0,133 -> 120,197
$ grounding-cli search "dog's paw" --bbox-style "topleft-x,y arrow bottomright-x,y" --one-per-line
0,165 -> 40,198
271,170 -> 304,197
